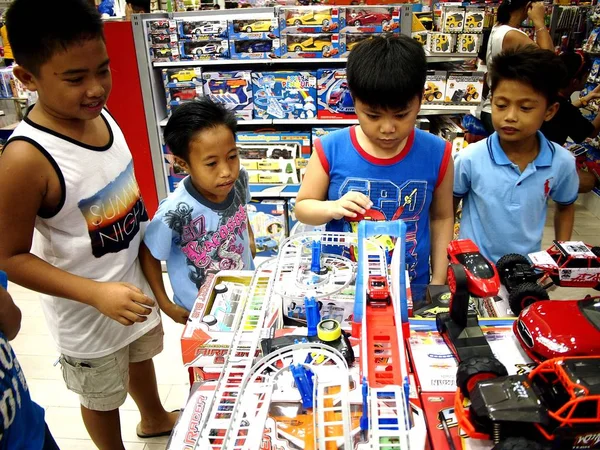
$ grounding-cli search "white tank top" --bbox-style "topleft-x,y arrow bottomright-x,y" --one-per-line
8,110 -> 160,359
480,24 -> 529,114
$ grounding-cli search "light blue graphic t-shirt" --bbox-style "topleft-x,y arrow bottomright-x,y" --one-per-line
145,170 -> 255,311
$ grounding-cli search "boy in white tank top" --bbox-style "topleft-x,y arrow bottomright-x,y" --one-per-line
0,0 -> 179,448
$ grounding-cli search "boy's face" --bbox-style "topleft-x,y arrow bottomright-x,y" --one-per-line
14,38 -> 112,122
491,79 -> 558,144
175,125 -> 240,204
354,97 -> 421,153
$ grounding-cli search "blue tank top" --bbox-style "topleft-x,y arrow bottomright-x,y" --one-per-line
316,126 -> 451,287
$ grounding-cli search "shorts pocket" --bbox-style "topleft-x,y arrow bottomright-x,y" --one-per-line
60,355 -> 125,399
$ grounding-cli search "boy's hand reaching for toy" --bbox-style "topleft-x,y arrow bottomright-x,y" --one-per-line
527,2 -> 546,26
329,192 -> 373,220
91,282 -> 155,326
164,302 -> 190,325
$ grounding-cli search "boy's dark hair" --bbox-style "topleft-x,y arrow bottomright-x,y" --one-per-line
559,51 -> 592,84
6,0 -> 104,76
496,0 -> 529,24
127,0 -> 151,12
347,35 -> 426,110
490,46 -> 567,105
164,98 -> 237,161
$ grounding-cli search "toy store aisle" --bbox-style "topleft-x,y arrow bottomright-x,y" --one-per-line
8,275 -> 188,450
4,200 -> 599,449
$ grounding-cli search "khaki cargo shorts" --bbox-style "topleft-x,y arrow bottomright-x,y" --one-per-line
59,323 -> 164,411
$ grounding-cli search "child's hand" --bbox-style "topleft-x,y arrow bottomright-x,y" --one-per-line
164,303 -> 190,325
527,2 -> 546,25
91,282 -> 155,326
329,192 -> 373,220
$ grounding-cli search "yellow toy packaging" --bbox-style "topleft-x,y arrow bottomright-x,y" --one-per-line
464,8 -> 485,32
422,70 -> 447,104
456,33 -> 481,54
427,32 -> 455,53
442,7 -> 465,33
445,71 -> 484,104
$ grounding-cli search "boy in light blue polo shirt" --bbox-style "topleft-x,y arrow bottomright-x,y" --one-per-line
454,46 -> 579,264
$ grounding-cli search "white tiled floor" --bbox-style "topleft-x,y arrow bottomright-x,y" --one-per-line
5,199 -> 599,449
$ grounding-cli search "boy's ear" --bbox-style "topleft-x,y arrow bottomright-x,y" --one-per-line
12,66 -> 38,92
544,101 -> 560,122
173,155 -> 189,172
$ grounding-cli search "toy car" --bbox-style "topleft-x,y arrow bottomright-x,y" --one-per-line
459,35 -> 476,52
155,48 -> 173,57
291,37 -> 330,53
366,275 -> 391,307
465,13 -> 483,29
151,34 -> 171,44
445,13 -> 463,29
149,20 -> 170,31
192,24 -> 225,35
463,84 -> 479,101
347,10 -> 391,26
169,69 -> 200,83
433,34 -> 449,52
240,20 -> 275,33
191,42 -> 225,56
286,11 -> 332,27
423,82 -> 443,102
270,148 -> 293,159
447,239 -> 500,299
171,89 -> 198,102
455,356 -> 600,449
255,235 -> 278,251
514,296 -> 600,362
328,82 -> 348,106
235,40 -> 272,53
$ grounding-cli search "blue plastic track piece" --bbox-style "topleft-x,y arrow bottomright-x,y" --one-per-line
305,296 -> 320,337
290,363 -> 315,409
310,240 -> 322,274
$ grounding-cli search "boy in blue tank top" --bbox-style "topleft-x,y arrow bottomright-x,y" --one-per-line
296,35 -> 455,296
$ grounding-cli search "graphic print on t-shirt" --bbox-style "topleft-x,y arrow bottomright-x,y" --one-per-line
340,177 -> 427,281
78,161 -> 149,258
164,201 -> 248,290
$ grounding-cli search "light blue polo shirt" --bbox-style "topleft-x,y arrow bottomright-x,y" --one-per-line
454,131 -> 578,264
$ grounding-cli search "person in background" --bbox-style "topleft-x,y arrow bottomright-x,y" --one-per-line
126,0 -> 150,19
477,0 -> 555,134
454,47 -> 578,264
0,271 -> 60,450
0,14 -> 13,66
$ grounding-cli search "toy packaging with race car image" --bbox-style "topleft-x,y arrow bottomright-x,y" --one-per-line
179,39 -> 229,60
229,38 -> 281,59
177,19 -> 228,40
456,33 -> 481,54
339,6 -> 400,34
165,85 -> 203,115
280,33 -> 339,59
317,68 -> 356,119
202,71 -> 253,120
422,70 -> 447,104
445,71 -> 484,104
162,67 -> 203,115
247,199 -> 288,256
252,71 -> 317,120
339,32 -> 386,58
278,6 -> 340,34
229,15 -> 280,40
147,19 -> 179,63
149,45 -> 180,63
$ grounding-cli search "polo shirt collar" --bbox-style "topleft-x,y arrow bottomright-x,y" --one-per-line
488,131 -> 554,168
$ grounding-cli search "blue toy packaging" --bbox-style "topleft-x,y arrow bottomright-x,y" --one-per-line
339,32 -> 383,57
280,34 -> 339,59
162,67 -> 203,88
247,200 -> 288,257
229,38 -> 281,60
150,45 -> 180,63
202,71 -> 253,121
179,40 -> 229,60
311,127 -> 343,142
339,6 -> 400,33
178,20 -> 228,40
165,85 -> 203,116
317,68 -> 356,119
237,131 -> 311,160
229,16 -> 280,40
162,143 -> 187,193
252,71 -> 317,120
278,6 -> 340,34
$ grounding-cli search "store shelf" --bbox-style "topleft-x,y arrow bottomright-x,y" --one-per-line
420,104 -> 474,115
250,183 -> 300,197
272,118 -> 358,125
159,118 -> 272,126
153,58 -> 349,68
424,51 -> 478,62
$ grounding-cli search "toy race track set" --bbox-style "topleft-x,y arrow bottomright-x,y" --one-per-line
169,232 -> 600,450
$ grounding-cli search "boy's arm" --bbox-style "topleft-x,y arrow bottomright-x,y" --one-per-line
295,151 -> 371,225
247,219 -> 256,258
430,156 -> 455,285
0,279 -> 22,341
0,141 -> 154,326
554,203 -> 575,241
139,242 -> 189,324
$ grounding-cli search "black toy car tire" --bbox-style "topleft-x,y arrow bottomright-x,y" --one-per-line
508,282 -> 549,316
436,312 -> 449,334
496,253 -> 530,280
456,356 -> 508,399
592,247 -> 600,290
492,437 -> 542,450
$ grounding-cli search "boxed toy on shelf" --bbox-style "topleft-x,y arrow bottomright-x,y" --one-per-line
252,71 -> 317,120
162,143 -> 187,193
150,45 -> 180,63
179,39 -> 229,60
162,67 -> 203,88
427,32 -> 455,53
247,199 -> 288,256
165,85 -> 203,115
229,38 -> 280,59
239,142 -> 300,185
280,33 -> 339,58
230,16 -> 279,39
147,18 -> 177,35
456,33 -> 481,53
202,71 -> 253,121
422,70 -> 447,104
149,33 -> 178,46
339,32 -> 383,57
278,6 -> 340,33
317,68 -> 356,119
445,71 -> 484,104
340,6 -> 400,33
464,7 -> 485,32
442,6 -> 465,33
178,19 -> 228,40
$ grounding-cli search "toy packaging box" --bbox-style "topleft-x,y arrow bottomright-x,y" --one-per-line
339,32 -> 383,57
422,70 -> 447,105
162,68 -> 203,114
445,71 -> 484,104
202,70 -> 252,121
149,33 -> 178,47
442,6 -> 465,33
464,7 -> 485,32
177,19 -> 228,40
339,6 -> 400,33
165,85 -> 203,116
239,142 -> 300,185
229,38 -> 281,59
247,200 -> 288,257
456,33 -> 481,54
150,45 -> 180,63
427,32 -> 456,53
317,68 -> 356,119
162,143 -> 187,193
229,16 -> 280,40
146,18 -> 177,35
280,34 -> 339,58
311,127 -> 342,142
237,130 -> 311,160
287,198 -> 298,234
179,39 -> 229,60
278,6 -> 340,34
252,71 -> 317,120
